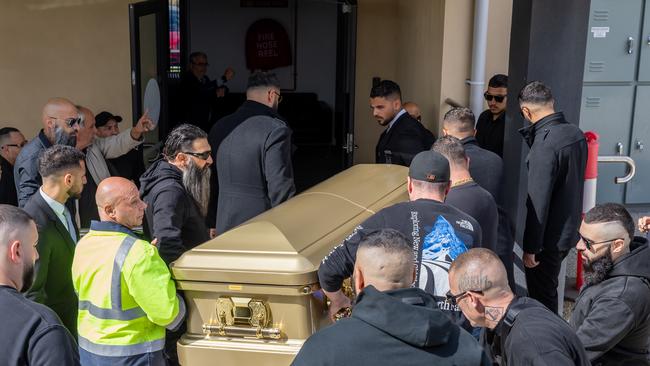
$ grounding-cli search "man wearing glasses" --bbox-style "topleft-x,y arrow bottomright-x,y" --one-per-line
475,74 -> 508,157
570,203 -> 650,366
14,97 -> 81,207
448,248 -> 589,366
0,127 -> 26,205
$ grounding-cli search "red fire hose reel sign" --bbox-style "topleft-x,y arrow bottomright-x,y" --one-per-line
245,18 -> 292,71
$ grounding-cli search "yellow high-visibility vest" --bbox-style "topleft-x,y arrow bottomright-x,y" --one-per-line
72,222 -> 185,357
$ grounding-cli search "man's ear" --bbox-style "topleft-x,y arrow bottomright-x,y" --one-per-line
353,266 -> 365,295
63,173 -> 73,187
410,264 -> 417,285
472,128 -> 477,137
444,181 -> 451,196
406,176 -> 413,194
442,128 -> 449,137
8,240 -> 21,264
612,238 -> 626,254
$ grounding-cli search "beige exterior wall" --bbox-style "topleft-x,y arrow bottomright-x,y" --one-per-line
354,0 -> 512,164
0,0 -> 133,139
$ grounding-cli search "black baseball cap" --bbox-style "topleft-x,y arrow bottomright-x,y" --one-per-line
408,150 -> 450,183
95,111 -> 123,127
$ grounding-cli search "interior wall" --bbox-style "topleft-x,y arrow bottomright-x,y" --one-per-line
353,0 -> 512,164
187,0 -> 338,108
0,0 -> 133,139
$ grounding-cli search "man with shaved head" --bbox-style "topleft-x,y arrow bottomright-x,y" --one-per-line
74,106 -> 152,227
570,203 -> 650,365
14,97 -> 81,207
448,248 -> 589,366
293,229 -> 489,366
72,177 -> 185,365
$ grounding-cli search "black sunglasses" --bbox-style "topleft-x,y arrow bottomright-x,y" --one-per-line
182,151 -> 211,160
578,232 -> 623,251
49,115 -> 82,128
3,141 -> 27,148
484,92 -> 506,103
446,289 -> 483,306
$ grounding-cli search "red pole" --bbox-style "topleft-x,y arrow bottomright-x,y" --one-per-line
577,131 -> 599,290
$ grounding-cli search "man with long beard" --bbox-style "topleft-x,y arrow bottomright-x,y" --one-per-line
570,203 -> 650,366
0,204 -> 79,365
140,124 -> 211,365
15,97 -> 82,207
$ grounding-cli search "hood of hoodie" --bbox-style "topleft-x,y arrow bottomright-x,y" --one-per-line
139,159 -> 183,198
352,286 -> 454,348
609,236 -> 650,281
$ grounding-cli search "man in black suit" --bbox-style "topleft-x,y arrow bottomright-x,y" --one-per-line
211,72 -> 295,234
0,127 -> 27,205
23,145 -> 86,337
371,80 -> 434,166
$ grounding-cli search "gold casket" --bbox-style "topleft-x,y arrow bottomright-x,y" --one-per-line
172,164 -> 408,365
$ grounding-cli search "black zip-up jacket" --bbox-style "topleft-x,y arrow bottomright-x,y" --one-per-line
490,297 -> 590,366
292,286 -> 490,366
570,237 -> 650,365
519,112 -> 587,253
140,159 -> 210,265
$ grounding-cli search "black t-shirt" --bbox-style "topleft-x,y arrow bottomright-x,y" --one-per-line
0,285 -> 79,365
475,110 -> 506,157
318,199 -> 482,319
446,182 -> 498,253
0,156 -> 18,206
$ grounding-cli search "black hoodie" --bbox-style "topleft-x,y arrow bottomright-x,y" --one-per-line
292,286 -> 490,366
140,159 -> 210,265
570,237 -> 650,365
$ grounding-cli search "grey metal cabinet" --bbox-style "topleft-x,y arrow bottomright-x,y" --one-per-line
639,3 -> 650,81
583,0 -> 643,82
580,85 -> 635,203
626,86 -> 650,203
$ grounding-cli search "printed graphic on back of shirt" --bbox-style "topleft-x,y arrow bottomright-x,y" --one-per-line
418,215 -> 468,311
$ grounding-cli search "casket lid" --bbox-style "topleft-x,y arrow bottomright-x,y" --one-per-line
171,164 -> 408,286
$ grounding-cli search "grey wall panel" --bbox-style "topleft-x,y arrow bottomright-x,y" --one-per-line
580,85 -> 635,203
626,86 -> 650,203
583,0 -> 643,82
639,2 -> 650,82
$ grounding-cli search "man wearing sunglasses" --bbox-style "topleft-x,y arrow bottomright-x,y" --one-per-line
448,248 -> 590,366
518,81 -> 587,314
475,74 -> 508,157
570,203 -> 650,366
15,98 -> 81,208
0,127 -> 26,205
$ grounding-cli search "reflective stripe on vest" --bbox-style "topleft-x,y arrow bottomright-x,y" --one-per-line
78,335 -> 165,357
78,236 -> 146,320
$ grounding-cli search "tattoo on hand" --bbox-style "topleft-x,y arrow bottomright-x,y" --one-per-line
484,306 -> 503,322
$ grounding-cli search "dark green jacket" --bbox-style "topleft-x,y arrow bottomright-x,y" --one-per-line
23,191 -> 79,339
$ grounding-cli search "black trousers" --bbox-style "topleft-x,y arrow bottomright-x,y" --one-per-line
525,249 -> 569,313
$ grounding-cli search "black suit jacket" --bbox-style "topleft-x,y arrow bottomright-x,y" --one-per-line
23,191 -> 79,338
376,112 -> 435,166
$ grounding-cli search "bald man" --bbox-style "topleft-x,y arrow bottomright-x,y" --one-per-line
293,229 -> 489,366
75,106 -> 152,227
403,101 -> 422,122
14,98 -> 81,207
448,248 -> 589,366
72,177 -> 185,365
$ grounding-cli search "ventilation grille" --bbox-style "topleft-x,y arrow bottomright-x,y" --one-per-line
585,97 -> 601,108
593,10 -> 609,21
588,61 -> 606,73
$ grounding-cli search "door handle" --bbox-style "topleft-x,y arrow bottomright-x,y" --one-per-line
616,142 -> 624,155
637,140 -> 645,151
647,35 -> 650,46
627,37 -> 634,54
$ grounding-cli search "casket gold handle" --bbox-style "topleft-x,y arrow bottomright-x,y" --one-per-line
203,296 -> 282,340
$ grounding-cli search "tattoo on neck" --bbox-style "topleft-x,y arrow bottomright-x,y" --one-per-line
458,272 -> 493,292
484,306 -> 503,322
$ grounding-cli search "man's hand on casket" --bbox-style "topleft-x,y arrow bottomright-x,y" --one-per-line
324,289 -> 352,322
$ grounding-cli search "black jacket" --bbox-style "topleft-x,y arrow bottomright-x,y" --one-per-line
319,199 -> 482,323
490,297 -> 590,366
461,136 -> 504,203
292,286 -> 490,366
476,109 -> 505,157
140,159 -> 210,265
14,130 -> 51,208
23,191 -> 79,338
207,100 -> 282,227
213,104 -> 295,233
0,286 -> 79,366
376,111 -> 435,166
0,155 -> 17,205
570,237 -> 650,365
519,112 -> 587,253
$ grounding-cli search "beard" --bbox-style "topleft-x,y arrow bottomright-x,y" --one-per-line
582,249 -> 614,288
182,158 -> 211,217
20,261 -> 35,293
54,125 -> 76,146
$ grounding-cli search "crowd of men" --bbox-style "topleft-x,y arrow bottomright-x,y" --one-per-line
0,55 -> 649,366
